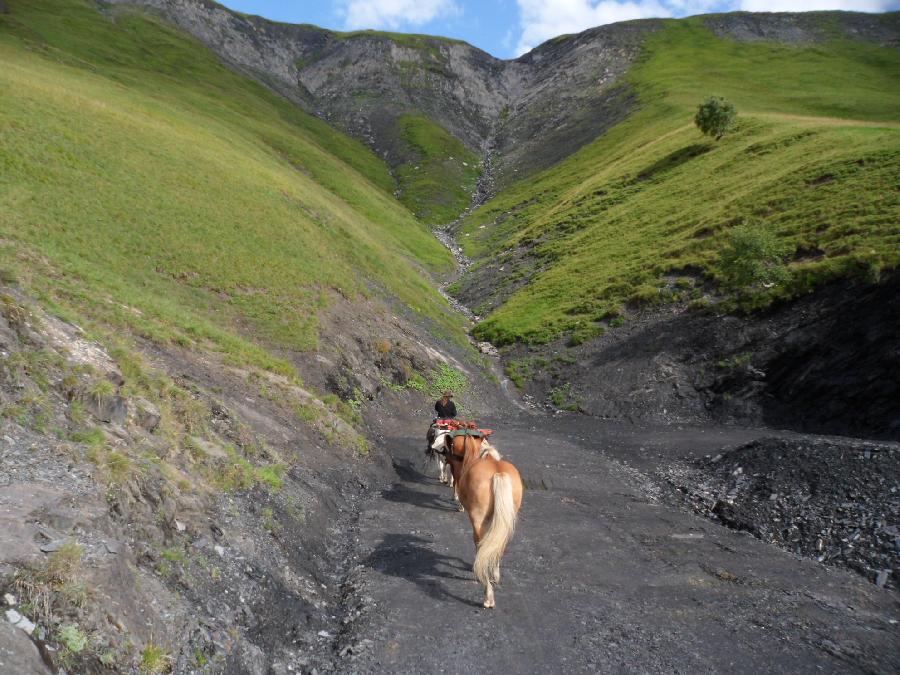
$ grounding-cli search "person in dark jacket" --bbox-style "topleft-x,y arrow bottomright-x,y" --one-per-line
434,390 -> 457,419
426,391 -> 457,455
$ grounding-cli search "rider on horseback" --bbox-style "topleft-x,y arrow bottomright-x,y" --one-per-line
434,390 -> 457,419
426,390 -> 456,454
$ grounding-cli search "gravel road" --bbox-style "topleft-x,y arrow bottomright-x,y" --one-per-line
333,416 -> 899,673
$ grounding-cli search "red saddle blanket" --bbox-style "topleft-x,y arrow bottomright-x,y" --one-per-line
432,419 -> 492,436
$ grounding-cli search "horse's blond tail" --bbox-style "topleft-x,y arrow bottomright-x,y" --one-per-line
473,473 -> 517,586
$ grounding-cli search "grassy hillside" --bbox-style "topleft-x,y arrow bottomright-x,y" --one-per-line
394,114 -> 481,224
458,16 -> 900,346
0,0 -> 460,371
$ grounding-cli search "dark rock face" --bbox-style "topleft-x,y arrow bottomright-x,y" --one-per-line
106,2 -> 897,195
517,273 -> 900,440
759,278 -> 900,436
704,10 -> 900,46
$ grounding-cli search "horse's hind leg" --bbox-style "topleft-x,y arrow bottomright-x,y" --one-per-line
469,512 -> 495,606
439,457 -> 452,485
483,581 -> 495,608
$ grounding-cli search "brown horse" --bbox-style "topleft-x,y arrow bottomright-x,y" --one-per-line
445,432 -> 523,608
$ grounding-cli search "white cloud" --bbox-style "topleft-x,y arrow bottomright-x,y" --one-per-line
514,0 -> 672,55
664,0 -> 722,11
739,0 -> 894,10
341,0 -> 459,30
513,0 -> 897,56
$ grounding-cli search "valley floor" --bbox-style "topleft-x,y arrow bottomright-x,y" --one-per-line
332,415 -> 899,673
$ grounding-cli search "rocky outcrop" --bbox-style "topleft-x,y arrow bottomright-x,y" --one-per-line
0,620 -> 49,674
704,10 -> 900,46
512,273 -> 900,440
661,436 -> 899,588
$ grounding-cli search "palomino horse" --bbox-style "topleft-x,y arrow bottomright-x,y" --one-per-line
443,430 -> 523,608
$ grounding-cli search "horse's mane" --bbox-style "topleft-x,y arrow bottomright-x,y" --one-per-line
480,440 -> 502,461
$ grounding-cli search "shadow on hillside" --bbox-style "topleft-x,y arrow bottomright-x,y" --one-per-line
633,143 -> 712,182
364,533 -> 480,607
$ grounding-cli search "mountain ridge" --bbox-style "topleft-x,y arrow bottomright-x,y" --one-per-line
109,1 -> 899,218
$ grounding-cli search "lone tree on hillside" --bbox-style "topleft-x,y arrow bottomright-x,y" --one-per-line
695,96 -> 736,140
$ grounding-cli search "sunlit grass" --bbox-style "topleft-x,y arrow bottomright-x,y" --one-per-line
0,0 -> 463,366
459,16 -> 900,344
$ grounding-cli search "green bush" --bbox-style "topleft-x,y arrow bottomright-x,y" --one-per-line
694,96 -> 736,140
719,221 -> 791,293
429,363 -> 468,398
58,624 -> 88,653
140,643 -> 170,674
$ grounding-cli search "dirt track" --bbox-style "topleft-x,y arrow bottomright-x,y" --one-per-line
332,416 -> 899,673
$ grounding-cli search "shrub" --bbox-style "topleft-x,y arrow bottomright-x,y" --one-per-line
429,363 -> 468,398
0,267 -> 18,284
549,383 -> 580,411
694,96 -> 736,140
58,624 -> 89,653
140,643 -> 170,674
46,542 -> 84,584
406,373 -> 426,391
719,221 -> 791,293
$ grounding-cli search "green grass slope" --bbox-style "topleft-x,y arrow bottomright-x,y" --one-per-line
394,114 -> 481,224
458,15 -> 900,346
0,0 -> 459,371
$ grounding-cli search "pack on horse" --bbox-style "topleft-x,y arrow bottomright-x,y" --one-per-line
436,424 -> 523,608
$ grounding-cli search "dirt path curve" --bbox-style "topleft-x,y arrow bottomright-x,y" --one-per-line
334,416 -> 899,673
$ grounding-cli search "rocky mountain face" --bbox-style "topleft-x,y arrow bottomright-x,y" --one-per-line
108,1 -> 897,198
106,0 -> 650,191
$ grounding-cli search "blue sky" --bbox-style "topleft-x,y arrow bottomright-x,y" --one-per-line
220,0 -> 899,58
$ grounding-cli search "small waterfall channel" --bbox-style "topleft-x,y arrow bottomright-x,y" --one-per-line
432,225 -> 477,323
431,223 -> 532,412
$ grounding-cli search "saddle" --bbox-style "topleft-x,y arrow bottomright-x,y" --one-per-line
432,421 -> 493,461
432,419 -> 493,437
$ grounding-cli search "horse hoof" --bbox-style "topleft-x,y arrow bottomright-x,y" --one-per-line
483,599 -> 495,609
457,504 -> 465,512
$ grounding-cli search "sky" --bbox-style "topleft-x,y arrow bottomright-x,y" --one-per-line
220,0 -> 900,57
